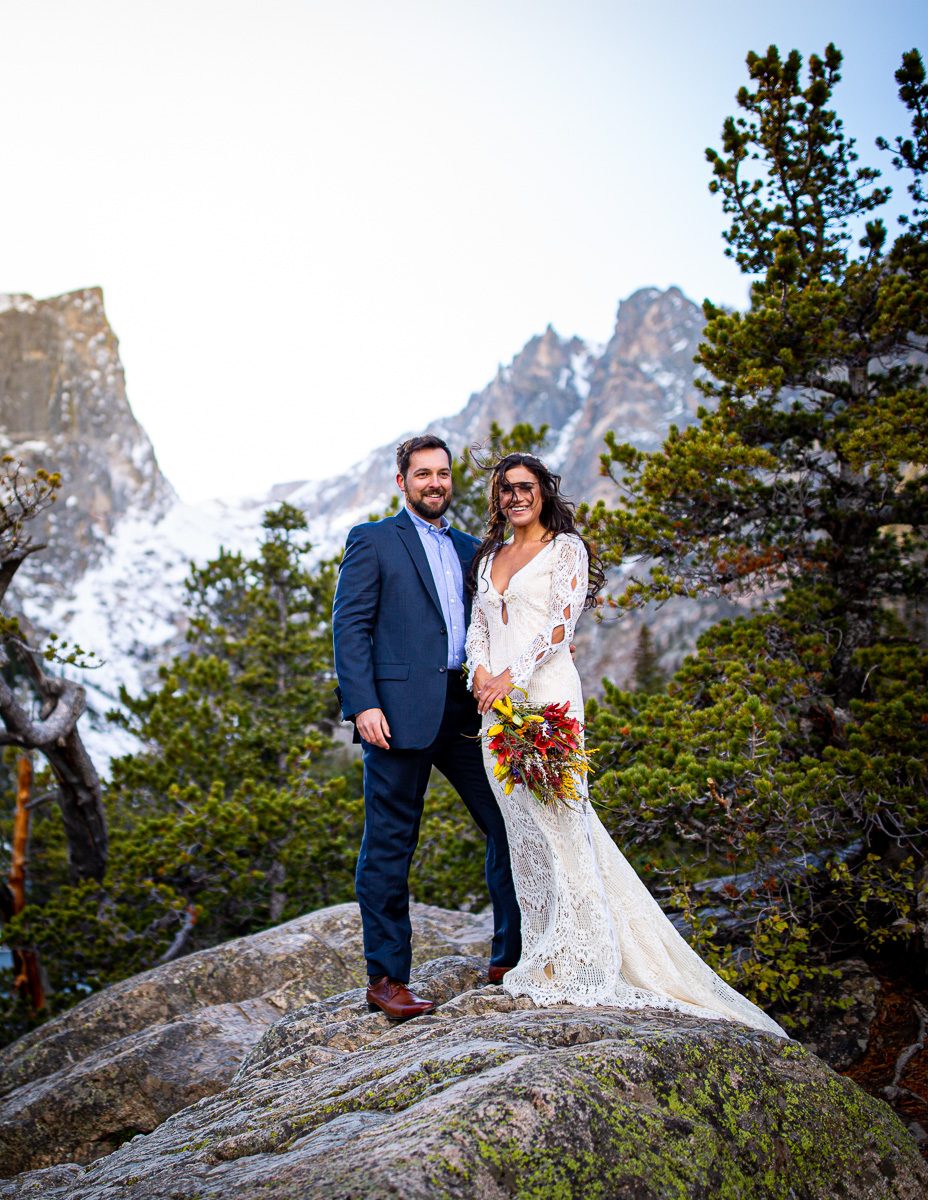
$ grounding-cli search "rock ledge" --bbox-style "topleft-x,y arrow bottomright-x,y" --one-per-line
3,957 -> 927,1199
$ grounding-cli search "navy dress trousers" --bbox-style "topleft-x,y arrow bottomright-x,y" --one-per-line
332,506 -> 521,982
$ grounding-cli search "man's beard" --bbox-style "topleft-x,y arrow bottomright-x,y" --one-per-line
409,491 -> 451,519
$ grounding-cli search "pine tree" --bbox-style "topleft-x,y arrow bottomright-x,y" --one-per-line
583,45 -> 928,1031
1,503 -> 363,1045
0,458 -> 107,883
585,44 -> 928,708
108,502 -> 339,804
631,624 -> 665,695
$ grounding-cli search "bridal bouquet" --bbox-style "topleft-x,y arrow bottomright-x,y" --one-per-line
486,692 -> 594,809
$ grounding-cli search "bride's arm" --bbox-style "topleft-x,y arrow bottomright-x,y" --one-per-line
507,535 -> 588,691
465,592 -> 492,694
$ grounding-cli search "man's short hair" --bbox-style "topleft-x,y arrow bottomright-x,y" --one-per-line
396,435 -> 452,479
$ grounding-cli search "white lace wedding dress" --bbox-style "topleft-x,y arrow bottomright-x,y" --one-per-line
465,532 -> 784,1035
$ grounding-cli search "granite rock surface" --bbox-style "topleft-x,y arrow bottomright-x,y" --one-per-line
0,902 -> 492,1175
3,964 -> 926,1199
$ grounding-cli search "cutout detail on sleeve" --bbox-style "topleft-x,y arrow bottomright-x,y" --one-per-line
507,536 -> 587,691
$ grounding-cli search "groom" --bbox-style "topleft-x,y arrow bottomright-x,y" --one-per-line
332,434 -> 521,1020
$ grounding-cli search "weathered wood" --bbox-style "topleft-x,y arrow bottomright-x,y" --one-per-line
6,756 -> 46,1012
8,757 -> 31,912
157,906 -> 198,965
0,553 -> 107,882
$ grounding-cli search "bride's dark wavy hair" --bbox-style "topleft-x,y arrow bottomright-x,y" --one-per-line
466,452 -> 605,609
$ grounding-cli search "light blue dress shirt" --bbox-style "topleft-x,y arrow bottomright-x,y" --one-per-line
407,505 -> 466,669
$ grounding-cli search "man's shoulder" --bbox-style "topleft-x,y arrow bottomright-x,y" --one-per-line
346,512 -> 405,542
449,525 -> 480,550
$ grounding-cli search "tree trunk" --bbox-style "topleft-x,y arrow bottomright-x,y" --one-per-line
829,361 -> 876,707
0,550 -> 108,882
8,756 -> 31,912
7,755 -> 46,1011
0,649 -> 107,882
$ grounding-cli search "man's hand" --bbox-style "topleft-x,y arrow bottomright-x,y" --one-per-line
476,668 -> 514,716
356,707 -> 391,749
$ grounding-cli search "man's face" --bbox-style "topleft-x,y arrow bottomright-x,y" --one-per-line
398,448 -> 453,520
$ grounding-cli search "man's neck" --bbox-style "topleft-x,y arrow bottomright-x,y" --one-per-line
406,502 -> 445,530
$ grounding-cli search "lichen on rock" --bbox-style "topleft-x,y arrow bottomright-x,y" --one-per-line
1,902 -> 926,1198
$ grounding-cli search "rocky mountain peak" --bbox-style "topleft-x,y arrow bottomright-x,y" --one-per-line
266,286 -> 708,540
552,286 -> 706,503
0,283 -> 720,766
0,288 -> 174,590
603,285 -> 704,371
450,326 -> 588,447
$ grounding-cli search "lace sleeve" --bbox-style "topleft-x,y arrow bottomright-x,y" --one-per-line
465,589 -> 492,676
508,535 -> 588,691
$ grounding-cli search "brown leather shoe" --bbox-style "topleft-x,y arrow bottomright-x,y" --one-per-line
366,977 -> 436,1021
487,964 -> 515,985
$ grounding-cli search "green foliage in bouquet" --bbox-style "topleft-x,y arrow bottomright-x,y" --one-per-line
584,44 -> 928,1028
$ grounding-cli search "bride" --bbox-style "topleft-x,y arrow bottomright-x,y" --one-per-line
465,452 -> 784,1036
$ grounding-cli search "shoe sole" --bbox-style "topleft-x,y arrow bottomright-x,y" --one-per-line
367,1002 -> 435,1020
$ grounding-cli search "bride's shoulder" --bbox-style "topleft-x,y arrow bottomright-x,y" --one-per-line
550,531 -> 587,556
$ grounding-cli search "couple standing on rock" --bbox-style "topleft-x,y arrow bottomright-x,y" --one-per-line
333,434 -> 783,1035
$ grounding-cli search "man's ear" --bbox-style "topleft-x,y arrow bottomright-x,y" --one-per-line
396,472 -> 406,493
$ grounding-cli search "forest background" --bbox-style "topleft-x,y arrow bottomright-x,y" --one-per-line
0,37 -> 926,1114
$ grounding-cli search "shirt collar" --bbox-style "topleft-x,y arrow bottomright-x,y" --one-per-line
406,504 -> 451,535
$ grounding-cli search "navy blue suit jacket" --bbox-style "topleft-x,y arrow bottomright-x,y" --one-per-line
332,507 -> 479,749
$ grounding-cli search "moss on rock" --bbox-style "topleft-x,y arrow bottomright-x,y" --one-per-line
3,991 -> 923,1199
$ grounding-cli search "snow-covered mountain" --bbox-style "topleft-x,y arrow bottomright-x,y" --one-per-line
280,285 -> 707,530
0,289 -> 174,578
0,284 -> 725,768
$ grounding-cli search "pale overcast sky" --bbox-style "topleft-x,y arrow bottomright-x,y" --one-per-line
0,0 -> 923,502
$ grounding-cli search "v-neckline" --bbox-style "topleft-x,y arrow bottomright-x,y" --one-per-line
488,536 -> 556,595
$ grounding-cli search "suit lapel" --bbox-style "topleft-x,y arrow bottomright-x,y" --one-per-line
449,527 -> 475,573
395,509 -> 444,619
449,527 -> 476,626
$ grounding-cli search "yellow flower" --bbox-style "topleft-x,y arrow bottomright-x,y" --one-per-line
487,724 -> 504,736
492,696 -> 513,718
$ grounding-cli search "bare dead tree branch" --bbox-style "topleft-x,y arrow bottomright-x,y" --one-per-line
156,907 -> 198,964
0,548 -> 44,609
0,469 -> 108,882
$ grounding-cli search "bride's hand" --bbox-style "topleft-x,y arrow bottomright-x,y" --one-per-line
476,668 -> 514,716
471,665 -> 491,698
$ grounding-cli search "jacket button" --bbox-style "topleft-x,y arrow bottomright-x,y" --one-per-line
440,628 -> 447,635
439,666 -> 446,673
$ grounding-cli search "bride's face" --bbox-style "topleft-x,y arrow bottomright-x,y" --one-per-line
499,466 -> 543,530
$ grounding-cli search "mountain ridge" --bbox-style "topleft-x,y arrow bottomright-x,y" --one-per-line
288,284 -> 708,534
0,283 -> 721,766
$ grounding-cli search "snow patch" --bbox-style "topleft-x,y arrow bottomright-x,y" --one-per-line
23,497 -> 269,771
547,410 -> 583,470
569,348 -> 596,400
